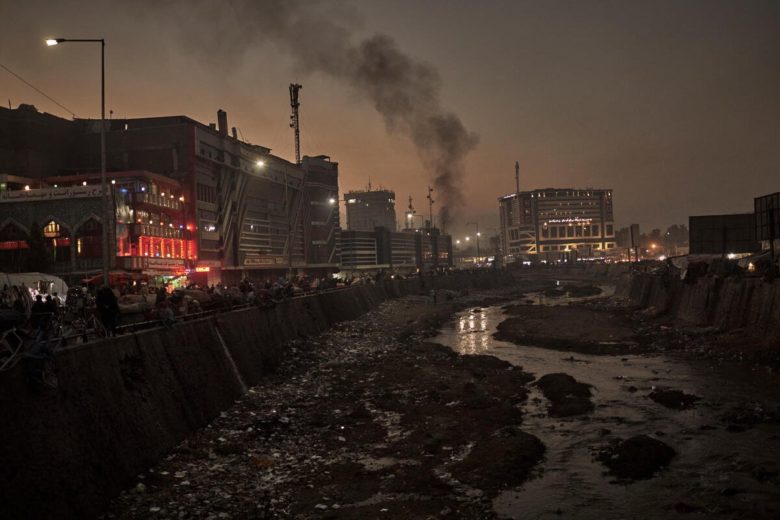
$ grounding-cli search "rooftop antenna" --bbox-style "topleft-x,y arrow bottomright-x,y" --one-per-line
515,161 -> 520,195
426,186 -> 435,229
289,83 -> 302,164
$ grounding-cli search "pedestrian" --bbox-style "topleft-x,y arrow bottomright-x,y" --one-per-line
31,294 -> 47,330
96,285 -> 120,336
159,301 -> 176,328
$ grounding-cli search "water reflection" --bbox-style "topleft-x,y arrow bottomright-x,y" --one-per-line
433,294 -> 780,520
455,309 -> 490,355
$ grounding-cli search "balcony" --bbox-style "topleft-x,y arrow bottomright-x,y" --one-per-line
130,224 -> 184,239
135,192 -> 182,211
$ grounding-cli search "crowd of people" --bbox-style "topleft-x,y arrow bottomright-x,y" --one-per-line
1,269 -> 433,344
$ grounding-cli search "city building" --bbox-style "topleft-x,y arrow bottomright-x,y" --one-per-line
755,192 -> 779,255
345,189 -> 397,231
0,104 -> 341,284
301,155 -> 341,276
339,226 -> 452,274
499,188 -> 616,262
0,170 -> 195,280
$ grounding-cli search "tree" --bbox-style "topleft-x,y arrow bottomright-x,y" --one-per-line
664,224 -> 689,247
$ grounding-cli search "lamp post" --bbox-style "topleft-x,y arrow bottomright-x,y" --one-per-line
466,221 -> 481,263
47,37 -> 109,286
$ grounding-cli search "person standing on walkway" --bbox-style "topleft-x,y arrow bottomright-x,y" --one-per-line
96,285 -> 120,336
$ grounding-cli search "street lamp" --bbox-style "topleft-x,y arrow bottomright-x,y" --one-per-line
47,37 -> 109,286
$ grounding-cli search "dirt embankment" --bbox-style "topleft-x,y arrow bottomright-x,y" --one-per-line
106,292 -> 545,519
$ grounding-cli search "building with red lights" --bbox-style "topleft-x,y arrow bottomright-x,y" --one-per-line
1,104 -> 341,285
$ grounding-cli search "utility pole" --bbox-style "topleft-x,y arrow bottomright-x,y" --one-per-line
289,83 -> 302,165
467,221 -> 481,263
426,186 -> 434,229
405,196 -> 415,230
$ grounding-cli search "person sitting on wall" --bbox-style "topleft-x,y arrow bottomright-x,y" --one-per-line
159,301 -> 176,328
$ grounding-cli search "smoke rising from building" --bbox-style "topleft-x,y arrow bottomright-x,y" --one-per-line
153,0 -> 478,227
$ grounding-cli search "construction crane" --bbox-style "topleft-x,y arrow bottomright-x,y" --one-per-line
289,83 -> 302,164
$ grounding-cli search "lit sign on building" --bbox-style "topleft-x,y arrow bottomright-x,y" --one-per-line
546,217 -> 593,224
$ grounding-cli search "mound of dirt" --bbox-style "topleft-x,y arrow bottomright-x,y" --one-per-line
561,284 -> 603,297
535,373 -> 594,417
597,435 -> 676,480
453,427 -> 545,491
649,389 -> 701,410
495,305 -> 640,355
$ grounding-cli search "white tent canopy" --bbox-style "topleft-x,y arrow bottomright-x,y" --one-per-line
0,272 -> 68,304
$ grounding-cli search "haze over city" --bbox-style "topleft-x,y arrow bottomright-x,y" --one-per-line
3,0 -> 778,237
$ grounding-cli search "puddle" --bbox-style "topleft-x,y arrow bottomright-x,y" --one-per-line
433,294 -> 780,519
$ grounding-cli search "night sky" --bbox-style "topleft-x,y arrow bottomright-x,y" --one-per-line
2,0 -> 778,237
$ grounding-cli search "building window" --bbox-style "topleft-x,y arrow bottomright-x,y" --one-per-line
606,224 -> 614,236
43,221 -> 61,238
196,183 -> 217,203
592,224 -> 600,236
551,227 -> 558,238
567,226 -> 574,238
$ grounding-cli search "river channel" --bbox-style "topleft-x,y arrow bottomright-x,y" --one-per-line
433,288 -> 780,519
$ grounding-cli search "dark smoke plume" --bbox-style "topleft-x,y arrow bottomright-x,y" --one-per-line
156,0 -> 478,226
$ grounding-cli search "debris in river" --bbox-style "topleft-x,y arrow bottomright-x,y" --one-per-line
534,373 -> 594,417
597,435 -> 676,480
648,389 -> 701,410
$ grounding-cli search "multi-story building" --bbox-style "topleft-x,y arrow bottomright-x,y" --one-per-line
345,189 -> 397,231
755,192 -> 779,256
499,188 -> 616,262
0,104 -> 341,284
340,226 -> 452,273
301,155 -> 341,275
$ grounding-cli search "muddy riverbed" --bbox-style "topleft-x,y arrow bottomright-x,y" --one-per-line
104,281 -> 780,519
434,289 -> 780,519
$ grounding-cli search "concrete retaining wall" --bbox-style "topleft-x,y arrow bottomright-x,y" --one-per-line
618,273 -> 780,339
0,270 -> 510,520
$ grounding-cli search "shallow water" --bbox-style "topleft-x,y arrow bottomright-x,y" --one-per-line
433,291 -> 780,519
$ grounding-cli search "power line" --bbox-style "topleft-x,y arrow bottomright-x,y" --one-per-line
0,62 -> 77,118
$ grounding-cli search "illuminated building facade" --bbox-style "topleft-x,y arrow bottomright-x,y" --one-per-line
0,105 -> 342,284
499,188 -> 616,262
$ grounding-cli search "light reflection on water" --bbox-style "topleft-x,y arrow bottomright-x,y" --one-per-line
433,293 -> 780,520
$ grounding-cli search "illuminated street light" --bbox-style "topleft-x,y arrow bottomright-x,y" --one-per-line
328,197 -> 336,205
256,159 -> 265,167
47,36 -> 109,286
465,236 -> 470,241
